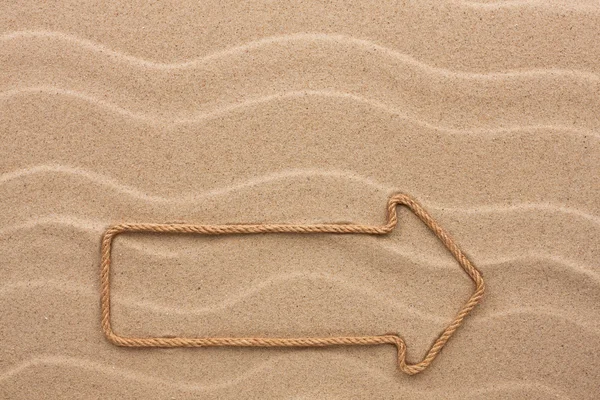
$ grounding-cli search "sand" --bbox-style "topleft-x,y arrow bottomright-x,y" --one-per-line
1,0 -> 600,398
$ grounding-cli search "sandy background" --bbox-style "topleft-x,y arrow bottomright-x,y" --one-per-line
2,1 -> 600,398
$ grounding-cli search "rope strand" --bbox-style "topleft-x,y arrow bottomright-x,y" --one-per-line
100,193 -> 484,376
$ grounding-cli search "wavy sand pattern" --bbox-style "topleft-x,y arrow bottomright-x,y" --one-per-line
1,0 -> 599,398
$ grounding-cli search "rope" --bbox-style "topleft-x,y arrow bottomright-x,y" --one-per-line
100,193 -> 485,375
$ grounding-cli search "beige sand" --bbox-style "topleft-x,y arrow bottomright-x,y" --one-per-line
2,0 -> 600,398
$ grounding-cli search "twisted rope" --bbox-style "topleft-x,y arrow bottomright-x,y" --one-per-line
100,193 -> 485,375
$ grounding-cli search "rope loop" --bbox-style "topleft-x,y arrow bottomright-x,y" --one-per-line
100,193 -> 484,375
